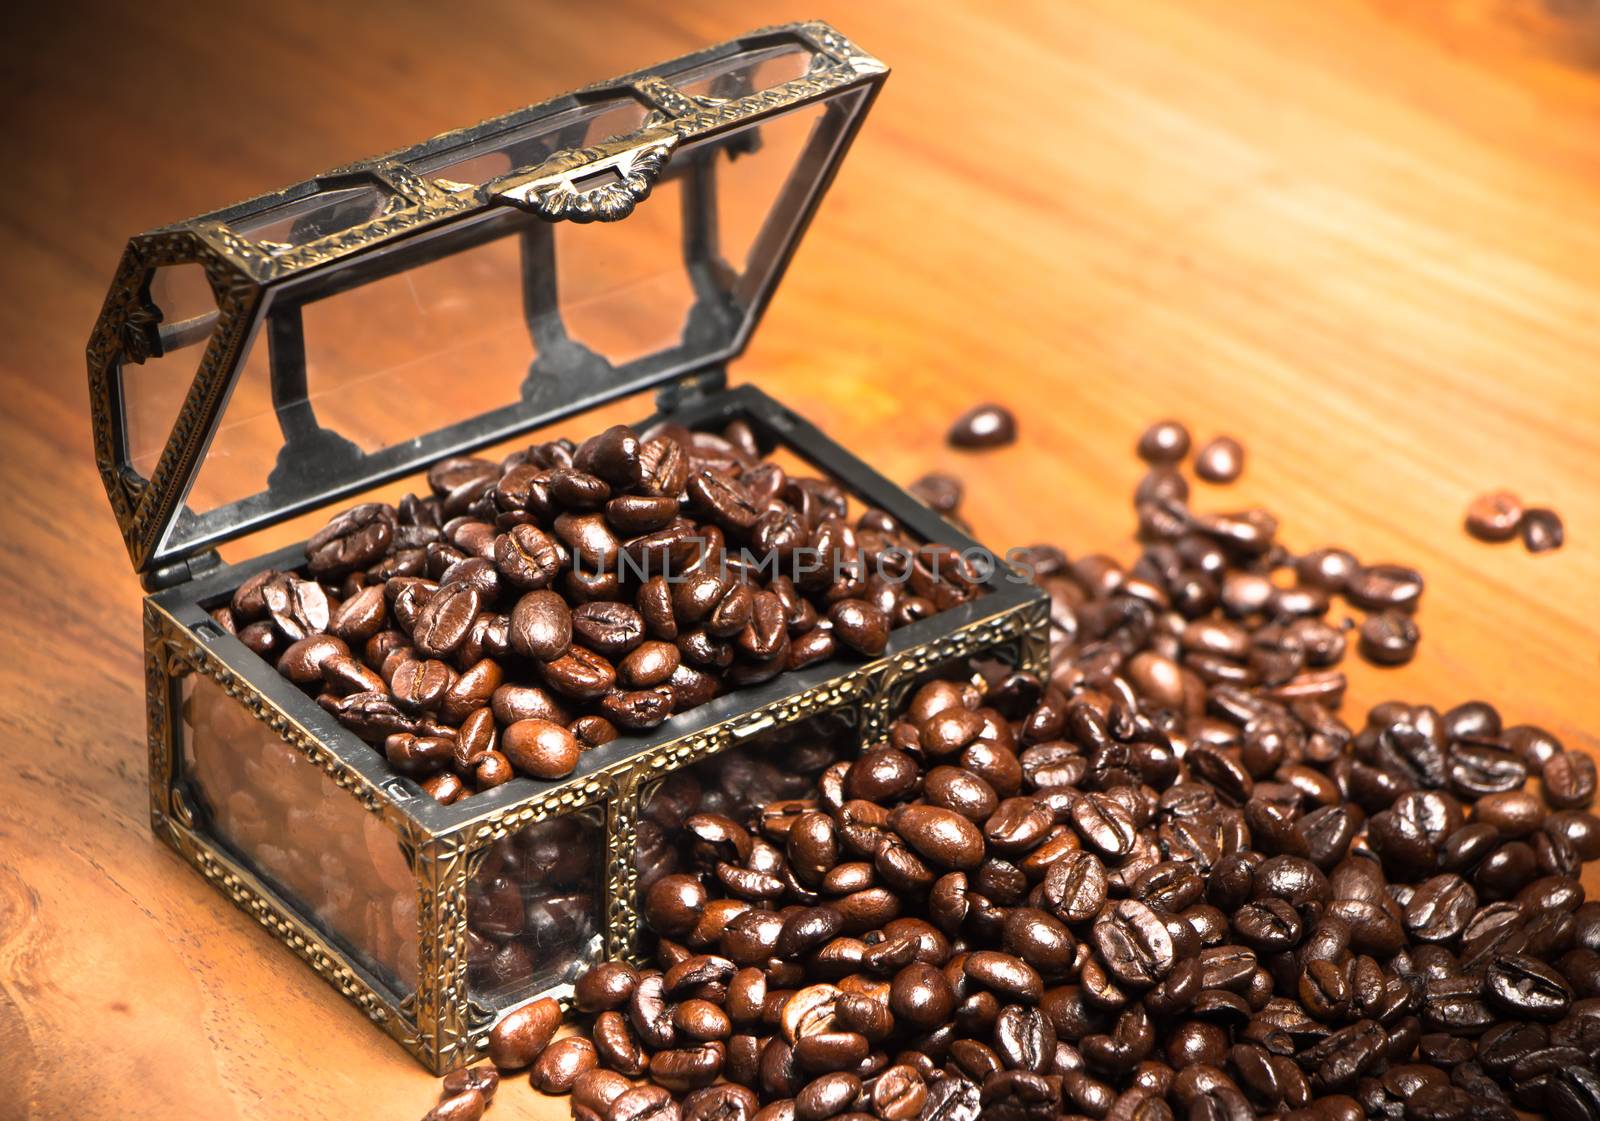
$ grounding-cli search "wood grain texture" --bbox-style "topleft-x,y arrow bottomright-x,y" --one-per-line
1,1 -> 1597,1117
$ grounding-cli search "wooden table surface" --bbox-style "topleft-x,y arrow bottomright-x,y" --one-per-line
3,1 -> 1598,1118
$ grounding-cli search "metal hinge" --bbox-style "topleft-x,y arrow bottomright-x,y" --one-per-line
142,549 -> 222,593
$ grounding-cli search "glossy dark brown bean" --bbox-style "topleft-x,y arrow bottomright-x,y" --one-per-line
509,589 -> 572,661
871,1063 -> 928,1120
501,717 -> 580,780
531,1035 -> 598,1093
486,996 -> 561,1069
1465,490 -> 1524,542
1137,420 -> 1191,465
1193,436 -> 1243,483
577,961 -> 641,1012
594,1010 -> 649,1077
890,805 -> 985,871
1358,610 -> 1419,666
422,1089 -> 485,1121
1521,507 -> 1565,553
1345,563 -> 1424,612
1092,901 -> 1175,988
890,963 -> 954,1030
1042,850 -> 1109,924
946,404 -> 1016,449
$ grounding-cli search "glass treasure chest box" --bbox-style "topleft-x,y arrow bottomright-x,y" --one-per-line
87,22 -> 1049,1073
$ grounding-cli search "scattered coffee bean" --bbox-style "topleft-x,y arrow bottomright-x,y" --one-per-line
946,403 -> 1016,449
1465,490 -> 1524,542
1522,506 -> 1565,554
1358,609 -> 1420,666
1194,435 -> 1244,483
1137,420 -> 1191,465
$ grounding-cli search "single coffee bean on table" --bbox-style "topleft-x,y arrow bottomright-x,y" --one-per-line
1137,419 -> 1191,465
423,422 -> 1597,1121
1464,489 -> 1524,542
1194,434 -> 1245,483
1522,506 -> 1565,554
946,403 -> 1017,449
1358,609 -> 1421,666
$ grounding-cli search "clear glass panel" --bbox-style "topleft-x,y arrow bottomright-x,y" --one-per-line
666,41 -> 818,99
712,98 -> 838,294
179,672 -> 418,994
186,229 -> 537,516
637,710 -> 854,892
158,81 -> 874,563
231,184 -> 393,248
413,94 -> 651,190
555,173 -> 696,365
467,809 -> 605,1008
122,263 -> 219,477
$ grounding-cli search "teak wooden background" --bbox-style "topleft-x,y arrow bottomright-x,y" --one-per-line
2,1 -> 1598,1118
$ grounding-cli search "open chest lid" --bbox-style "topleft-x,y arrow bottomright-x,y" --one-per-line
88,22 -> 887,583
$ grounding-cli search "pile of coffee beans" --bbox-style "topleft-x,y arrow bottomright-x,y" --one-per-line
211,420 -> 984,799
1465,491 -> 1565,554
428,420 -> 1599,1121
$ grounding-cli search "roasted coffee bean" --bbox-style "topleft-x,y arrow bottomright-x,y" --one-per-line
486,996 -> 561,1069
594,1010 -> 649,1077
890,805 -> 985,871
1092,901 -> 1175,988
1403,875 -> 1476,943
422,1089 -> 485,1121
947,404 -> 1016,449
1358,610 -> 1419,666
891,962 -> 954,1030
509,589 -> 572,661
966,951 -> 1044,1004
1137,420 -> 1191,465
647,875 -> 709,939
413,582 -> 481,658
1521,507 -> 1564,553
1484,953 -> 1573,1020
1345,563 -> 1424,613
541,645 -> 617,700
829,600 -> 890,657
1544,751 -> 1597,810
279,633 -> 351,688
531,1035 -> 598,1093
608,1084 -> 679,1121
1194,437 -> 1244,484
501,717 -> 580,779
442,1065 -> 500,1105
577,961 -> 641,1012
1042,851 -> 1109,924
871,1062 -> 928,1120
1465,490 -> 1524,542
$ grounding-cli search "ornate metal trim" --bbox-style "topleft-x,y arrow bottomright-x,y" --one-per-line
493,132 -> 678,223
88,232 -> 263,572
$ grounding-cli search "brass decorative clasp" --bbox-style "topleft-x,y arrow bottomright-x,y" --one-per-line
491,129 -> 679,223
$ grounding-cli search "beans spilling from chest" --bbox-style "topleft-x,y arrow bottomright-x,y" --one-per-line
422,416 -> 1596,1121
